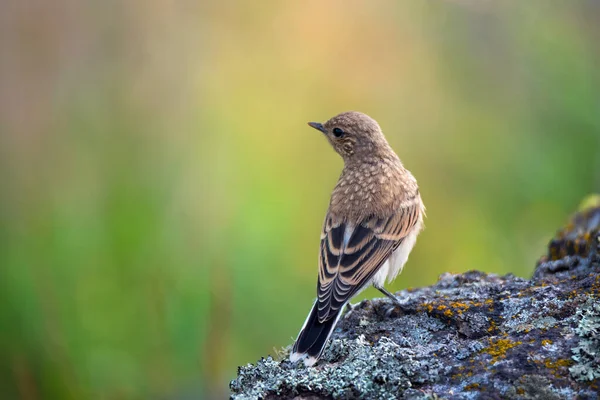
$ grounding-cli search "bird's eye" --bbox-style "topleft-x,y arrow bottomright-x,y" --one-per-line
332,127 -> 344,138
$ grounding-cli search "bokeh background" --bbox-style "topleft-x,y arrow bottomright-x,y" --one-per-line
1,0 -> 599,398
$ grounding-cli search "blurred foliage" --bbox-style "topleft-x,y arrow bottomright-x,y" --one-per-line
0,1 -> 599,398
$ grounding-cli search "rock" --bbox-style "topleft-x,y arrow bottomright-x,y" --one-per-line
230,203 -> 600,399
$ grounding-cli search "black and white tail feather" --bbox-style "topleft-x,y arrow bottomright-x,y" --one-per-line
289,300 -> 345,366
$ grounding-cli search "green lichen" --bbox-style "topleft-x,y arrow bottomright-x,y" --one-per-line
505,375 -> 562,400
232,270 -> 600,399
230,335 -> 434,399
569,298 -> 600,381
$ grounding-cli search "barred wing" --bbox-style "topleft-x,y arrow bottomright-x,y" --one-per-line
317,204 -> 420,322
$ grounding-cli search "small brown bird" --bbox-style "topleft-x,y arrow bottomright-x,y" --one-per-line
289,111 -> 425,367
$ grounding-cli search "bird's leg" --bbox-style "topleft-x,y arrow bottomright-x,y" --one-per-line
375,286 -> 409,318
376,286 -> 404,307
343,302 -> 356,319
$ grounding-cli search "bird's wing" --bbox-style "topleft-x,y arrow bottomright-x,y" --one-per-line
317,201 -> 420,322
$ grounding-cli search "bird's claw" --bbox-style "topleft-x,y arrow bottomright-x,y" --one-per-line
383,300 -> 407,318
343,302 -> 356,319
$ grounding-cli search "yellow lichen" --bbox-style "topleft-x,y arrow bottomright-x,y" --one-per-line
543,358 -> 574,378
481,338 -> 522,363
544,358 -> 572,369
541,339 -> 552,346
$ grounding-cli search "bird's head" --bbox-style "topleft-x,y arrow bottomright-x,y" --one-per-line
308,111 -> 390,161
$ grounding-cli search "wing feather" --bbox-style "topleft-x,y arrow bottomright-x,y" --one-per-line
316,200 -> 421,322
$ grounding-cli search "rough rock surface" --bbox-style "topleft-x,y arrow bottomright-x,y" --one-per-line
231,204 -> 600,399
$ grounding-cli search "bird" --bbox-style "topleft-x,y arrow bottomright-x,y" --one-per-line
289,111 -> 425,367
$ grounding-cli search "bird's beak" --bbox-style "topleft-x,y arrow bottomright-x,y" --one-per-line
308,122 -> 326,133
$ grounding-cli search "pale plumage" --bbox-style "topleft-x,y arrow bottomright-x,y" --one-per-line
290,111 -> 425,367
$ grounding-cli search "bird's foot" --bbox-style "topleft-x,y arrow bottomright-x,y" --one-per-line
376,286 -> 409,317
343,302 -> 356,319
383,303 -> 405,318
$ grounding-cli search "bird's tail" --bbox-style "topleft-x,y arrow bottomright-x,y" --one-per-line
289,301 -> 344,366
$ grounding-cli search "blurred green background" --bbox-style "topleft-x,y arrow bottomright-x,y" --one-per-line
1,0 -> 599,398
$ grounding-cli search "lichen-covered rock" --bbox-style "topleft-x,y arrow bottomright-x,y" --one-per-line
231,204 -> 600,399
569,299 -> 600,382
